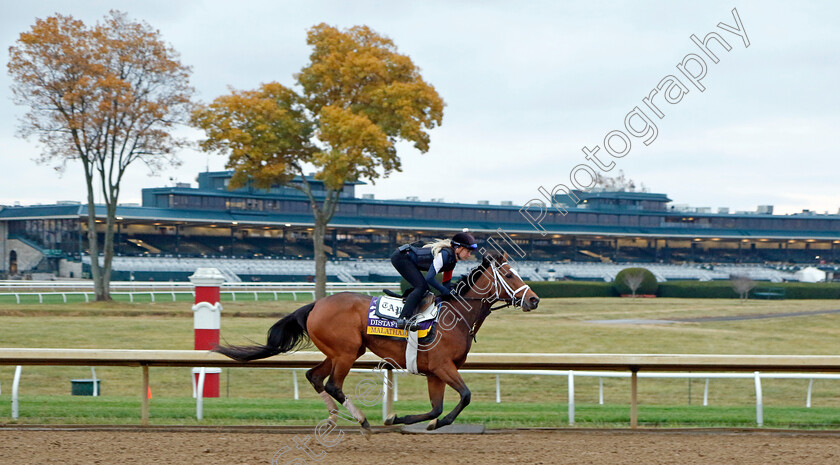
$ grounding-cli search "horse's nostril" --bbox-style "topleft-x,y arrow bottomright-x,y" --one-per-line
530,296 -> 540,304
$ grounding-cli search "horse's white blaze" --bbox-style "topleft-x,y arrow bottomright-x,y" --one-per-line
343,398 -> 367,424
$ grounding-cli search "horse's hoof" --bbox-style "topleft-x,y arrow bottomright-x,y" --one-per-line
426,419 -> 438,431
328,413 -> 338,424
361,426 -> 372,440
384,413 -> 396,426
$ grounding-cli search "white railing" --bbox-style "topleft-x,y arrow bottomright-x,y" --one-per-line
4,350 -> 840,427
0,281 -> 400,303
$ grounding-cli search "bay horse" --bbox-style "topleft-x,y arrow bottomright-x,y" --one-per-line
214,251 -> 540,433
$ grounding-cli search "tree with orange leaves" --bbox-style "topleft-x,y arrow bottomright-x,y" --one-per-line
192,23 -> 444,298
7,11 -> 193,300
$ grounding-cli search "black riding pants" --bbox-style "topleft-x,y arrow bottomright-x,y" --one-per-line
390,249 -> 429,318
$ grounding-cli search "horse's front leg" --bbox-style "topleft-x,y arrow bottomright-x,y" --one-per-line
427,364 -> 470,430
385,375 -> 444,426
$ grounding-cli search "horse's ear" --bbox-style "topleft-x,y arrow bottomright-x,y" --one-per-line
503,252 -> 509,261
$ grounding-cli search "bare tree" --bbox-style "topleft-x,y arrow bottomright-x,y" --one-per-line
730,274 -> 756,301
622,269 -> 646,297
8,12 -> 193,300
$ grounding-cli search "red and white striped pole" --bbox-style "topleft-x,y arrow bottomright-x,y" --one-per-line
189,267 -> 225,397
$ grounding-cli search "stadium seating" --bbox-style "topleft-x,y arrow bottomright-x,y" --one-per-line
83,255 -> 803,283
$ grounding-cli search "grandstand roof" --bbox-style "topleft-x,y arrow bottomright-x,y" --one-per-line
3,169 -> 840,242
0,204 -> 81,219
2,202 -> 840,241
577,190 -> 672,202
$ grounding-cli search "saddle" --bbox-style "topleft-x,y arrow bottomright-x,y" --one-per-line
366,291 -> 439,339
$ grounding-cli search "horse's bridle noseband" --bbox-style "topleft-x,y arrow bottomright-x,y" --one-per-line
455,260 -> 531,312
488,261 -> 531,309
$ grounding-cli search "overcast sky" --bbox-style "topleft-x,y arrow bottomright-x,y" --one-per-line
1,1 -> 838,215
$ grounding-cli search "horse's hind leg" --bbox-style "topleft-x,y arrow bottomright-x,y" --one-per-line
324,355 -> 372,438
428,363 -> 471,430
385,375 -> 444,426
306,359 -> 338,422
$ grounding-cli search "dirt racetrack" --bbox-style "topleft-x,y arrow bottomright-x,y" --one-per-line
2,428 -> 840,464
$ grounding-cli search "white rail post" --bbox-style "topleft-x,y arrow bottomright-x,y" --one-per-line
382,368 -> 395,422
754,371 -> 763,427
568,371 -> 575,425
703,378 -> 709,406
91,367 -> 98,397
630,369 -> 639,429
495,374 -> 501,403
292,370 -> 299,400
806,379 -> 813,408
599,377 -> 604,405
12,366 -> 22,419
196,367 -> 206,420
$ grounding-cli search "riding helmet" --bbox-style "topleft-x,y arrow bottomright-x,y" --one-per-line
451,232 -> 478,250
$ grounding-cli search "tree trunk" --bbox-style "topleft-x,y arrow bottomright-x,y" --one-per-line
100,199 -> 117,301
312,215 -> 328,299
83,169 -> 107,301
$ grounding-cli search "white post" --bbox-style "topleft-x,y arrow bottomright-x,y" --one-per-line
394,372 -> 399,402
196,367 -> 206,420
599,378 -> 604,405
568,371 -> 575,426
806,379 -> 813,408
292,370 -> 299,400
12,366 -> 22,419
382,370 -> 389,421
754,371 -> 763,427
703,378 -> 709,406
91,367 -> 98,397
495,374 -> 501,403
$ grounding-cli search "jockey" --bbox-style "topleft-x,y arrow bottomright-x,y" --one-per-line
390,231 -> 477,329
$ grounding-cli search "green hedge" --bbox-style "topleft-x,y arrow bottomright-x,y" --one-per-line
657,281 -> 739,298
522,280 -> 840,299
613,267 -> 658,296
525,281 -> 616,298
659,281 -> 840,299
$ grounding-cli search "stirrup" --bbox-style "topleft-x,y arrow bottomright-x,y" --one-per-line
395,318 -> 421,332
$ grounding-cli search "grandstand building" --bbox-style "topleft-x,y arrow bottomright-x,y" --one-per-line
1,170 -> 838,282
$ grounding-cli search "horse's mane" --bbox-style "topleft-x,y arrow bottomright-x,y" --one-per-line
453,250 -> 503,297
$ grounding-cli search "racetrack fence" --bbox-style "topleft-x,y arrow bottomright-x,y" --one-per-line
3,350 -> 840,427
0,281 -> 400,304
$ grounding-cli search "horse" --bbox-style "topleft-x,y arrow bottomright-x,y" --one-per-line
213,250 -> 540,434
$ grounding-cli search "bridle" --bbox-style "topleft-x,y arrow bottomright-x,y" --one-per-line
487,261 -> 532,310
458,260 -> 532,312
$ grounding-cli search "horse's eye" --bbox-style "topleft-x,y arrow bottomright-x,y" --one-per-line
505,273 -> 513,279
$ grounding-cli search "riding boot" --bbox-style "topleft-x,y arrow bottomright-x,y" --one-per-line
395,316 -> 421,332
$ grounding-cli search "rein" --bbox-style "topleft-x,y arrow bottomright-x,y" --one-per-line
452,260 -> 532,340
456,261 -> 531,311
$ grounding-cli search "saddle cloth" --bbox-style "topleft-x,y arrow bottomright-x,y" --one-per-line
366,295 -> 438,338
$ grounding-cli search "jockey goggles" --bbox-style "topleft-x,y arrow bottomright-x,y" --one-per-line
451,241 -> 478,250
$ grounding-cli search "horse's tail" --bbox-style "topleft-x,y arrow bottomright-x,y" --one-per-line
213,302 -> 316,362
